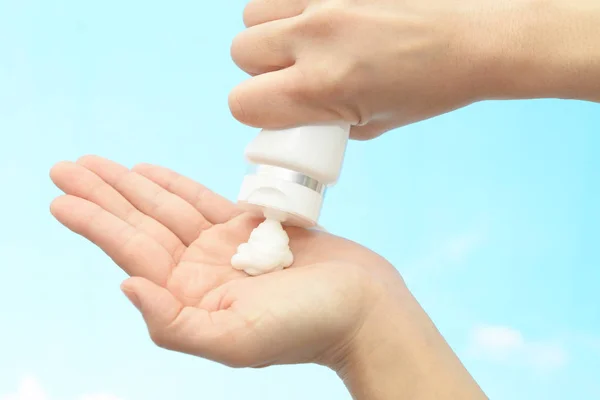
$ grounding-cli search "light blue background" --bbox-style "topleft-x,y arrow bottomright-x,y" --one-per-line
1,0 -> 598,399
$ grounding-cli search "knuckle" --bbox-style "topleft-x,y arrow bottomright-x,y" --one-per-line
242,1 -> 260,27
230,34 -> 249,69
293,5 -> 349,39
242,9 -> 252,28
231,30 -> 290,74
75,154 -> 96,165
131,162 -> 147,173
228,88 -> 255,126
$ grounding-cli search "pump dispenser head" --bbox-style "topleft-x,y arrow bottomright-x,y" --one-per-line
236,122 -> 351,228
237,164 -> 326,227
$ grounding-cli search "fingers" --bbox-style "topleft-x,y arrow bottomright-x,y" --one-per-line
229,67 -> 340,128
51,195 -> 173,285
132,163 -> 241,225
121,277 -> 183,332
121,277 -> 250,365
231,19 -> 296,75
76,155 -> 210,246
243,0 -> 308,27
232,1 -> 361,128
50,161 -> 185,259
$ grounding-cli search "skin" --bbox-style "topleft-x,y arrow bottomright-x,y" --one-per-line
49,0 -> 600,398
50,155 -> 486,399
229,0 -> 600,140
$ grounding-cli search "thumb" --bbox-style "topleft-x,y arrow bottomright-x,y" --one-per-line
229,67 -> 343,129
120,277 -> 183,344
120,277 -> 243,363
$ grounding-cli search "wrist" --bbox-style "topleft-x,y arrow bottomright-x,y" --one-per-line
333,289 -> 487,400
465,0 -> 600,102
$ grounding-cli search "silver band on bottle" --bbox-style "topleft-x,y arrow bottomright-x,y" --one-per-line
255,165 -> 325,195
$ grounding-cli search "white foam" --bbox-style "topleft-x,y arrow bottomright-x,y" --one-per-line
231,217 -> 294,276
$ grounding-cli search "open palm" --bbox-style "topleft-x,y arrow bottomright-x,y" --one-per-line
50,156 -> 400,368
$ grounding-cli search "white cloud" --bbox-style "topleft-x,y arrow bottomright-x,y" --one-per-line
468,324 -> 568,372
524,340 -> 569,371
404,225 -> 488,280
0,377 -> 123,400
469,325 -> 525,360
0,377 -> 47,400
440,230 -> 485,263
79,396 -> 124,400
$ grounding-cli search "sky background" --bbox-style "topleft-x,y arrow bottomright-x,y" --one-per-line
0,0 -> 599,399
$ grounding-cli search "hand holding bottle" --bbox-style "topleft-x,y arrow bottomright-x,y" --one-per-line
230,0 -> 600,139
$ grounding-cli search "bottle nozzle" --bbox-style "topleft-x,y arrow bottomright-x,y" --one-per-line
237,165 -> 325,228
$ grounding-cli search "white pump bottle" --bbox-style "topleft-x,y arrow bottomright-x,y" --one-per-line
237,121 -> 351,228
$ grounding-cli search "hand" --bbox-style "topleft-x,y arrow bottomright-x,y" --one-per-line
229,0 -> 600,140
49,155 -> 404,368
50,156 -> 486,398
229,0 -> 487,140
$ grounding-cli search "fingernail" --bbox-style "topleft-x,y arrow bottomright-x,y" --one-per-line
121,286 -> 141,311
